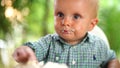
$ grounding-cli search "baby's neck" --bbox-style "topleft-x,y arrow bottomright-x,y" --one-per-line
65,40 -> 81,45
64,34 -> 88,45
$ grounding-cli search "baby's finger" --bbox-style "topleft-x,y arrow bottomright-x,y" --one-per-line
25,47 -> 38,62
12,50 -> 20,62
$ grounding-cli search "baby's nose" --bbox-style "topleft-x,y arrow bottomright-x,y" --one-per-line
62,17 -> 71,26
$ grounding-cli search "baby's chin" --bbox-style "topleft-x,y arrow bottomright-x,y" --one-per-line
59,33 -> 75,38
61,37 -> 80,45
61,35 -> 74,40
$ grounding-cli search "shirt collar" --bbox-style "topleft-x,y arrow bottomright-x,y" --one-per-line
54,33 -> 93,45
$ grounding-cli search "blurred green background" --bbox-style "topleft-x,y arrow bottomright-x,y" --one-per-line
0,0 -> 120,68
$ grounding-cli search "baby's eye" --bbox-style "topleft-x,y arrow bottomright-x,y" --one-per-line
57,12 -> 64,18
73,14 -> 81,19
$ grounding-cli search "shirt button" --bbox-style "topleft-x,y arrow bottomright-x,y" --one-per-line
72,59 -> 76,65
55,57 -> 59,61
73,46 -> 76,49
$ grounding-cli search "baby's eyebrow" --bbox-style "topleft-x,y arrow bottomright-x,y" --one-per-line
55,11 -> 62,15
73,13 -> 83,18
73,13 -> 81,16
55,10 -> 62,13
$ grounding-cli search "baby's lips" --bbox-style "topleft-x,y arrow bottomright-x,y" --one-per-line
62,30 -> 68,32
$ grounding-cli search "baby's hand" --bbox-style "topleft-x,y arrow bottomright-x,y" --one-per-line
13,46 -> 37,63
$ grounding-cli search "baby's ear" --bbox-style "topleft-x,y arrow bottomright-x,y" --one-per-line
88,18 -> 98,31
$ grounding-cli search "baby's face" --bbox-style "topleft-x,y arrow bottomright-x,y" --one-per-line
54,0 -> 98,45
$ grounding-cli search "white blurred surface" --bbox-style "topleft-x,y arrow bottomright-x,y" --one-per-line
89,26 -> 110,49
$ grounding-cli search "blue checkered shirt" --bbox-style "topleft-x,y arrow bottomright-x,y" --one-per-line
25,33 -> 116,68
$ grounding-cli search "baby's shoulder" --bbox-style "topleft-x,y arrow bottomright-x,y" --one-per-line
88,33 -> 109,48
38,33 -> 59,42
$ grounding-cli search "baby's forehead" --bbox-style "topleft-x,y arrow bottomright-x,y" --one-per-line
54,0 -> 99,10
54,0 -> 98,4
54,0 -> 99,8
54,0 -> 99,18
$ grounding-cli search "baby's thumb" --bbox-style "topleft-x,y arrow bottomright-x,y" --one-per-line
25,47 -> 38,63
28,54 -> 38,63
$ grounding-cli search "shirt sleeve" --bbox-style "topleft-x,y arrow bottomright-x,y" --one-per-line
24,34 -> 53,62
100,40 -> 116,67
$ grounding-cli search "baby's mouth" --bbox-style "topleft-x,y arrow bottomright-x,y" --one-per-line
61,28 -> 75,34
62,30 -> 69,34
